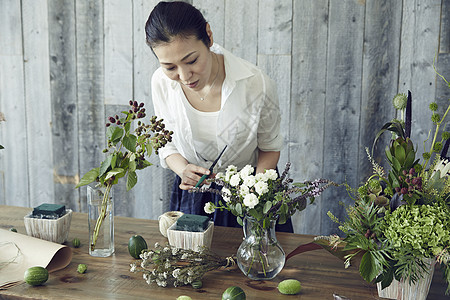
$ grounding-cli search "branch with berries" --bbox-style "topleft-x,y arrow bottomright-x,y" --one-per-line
76,100 -> 173,250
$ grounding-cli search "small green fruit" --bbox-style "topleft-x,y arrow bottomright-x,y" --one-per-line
176,296 -> 192,300
77,264 -> 87,274
222,286 -> 246,300
128,235 -> 148,259
72,238 -> 81,248
278,279 -> 302,295
24,266 -> 48,286
9,227 -> 17,232
191,279 -> 202,289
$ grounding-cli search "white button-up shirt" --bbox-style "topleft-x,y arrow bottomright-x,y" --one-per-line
151,44 -> 283,172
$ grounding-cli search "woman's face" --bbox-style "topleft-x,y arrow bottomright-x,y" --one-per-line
153,35 -> 213,91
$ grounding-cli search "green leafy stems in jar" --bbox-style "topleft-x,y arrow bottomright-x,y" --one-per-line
76,100 -> 173,251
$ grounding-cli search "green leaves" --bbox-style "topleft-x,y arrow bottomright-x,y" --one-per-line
123,134 -> 137,153
108,126 -> 124,145
127,171 -> 137,191
360,251 -> 379,282
75,168 -> 99,188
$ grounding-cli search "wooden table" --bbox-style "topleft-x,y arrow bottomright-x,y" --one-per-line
0,205 -> 448,300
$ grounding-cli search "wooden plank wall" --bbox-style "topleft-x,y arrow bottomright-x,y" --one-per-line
0,0 -> 449,236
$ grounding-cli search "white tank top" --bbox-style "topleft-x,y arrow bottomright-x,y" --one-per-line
181,97 -> 219,163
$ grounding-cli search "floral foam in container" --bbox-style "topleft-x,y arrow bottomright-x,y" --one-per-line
24,205 -> 72,244
167,221 -> 214,252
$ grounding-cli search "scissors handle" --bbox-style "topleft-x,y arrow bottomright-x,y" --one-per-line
195,174 -> 209,188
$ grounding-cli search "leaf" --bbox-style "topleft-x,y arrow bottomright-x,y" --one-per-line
124,121 -> 131,133
385,145 -> 393,162
249,208 -> 262,220
372,121 -> 405,155
123,134 -> 137,153
376,264 -> 395,289
281,202 -> 289,215
105,168 -> 125,180
404,149 -> 416,168
359,251 -> 378,282
0,145 -> 4,149
394,144 -> 406,165
263,201 -> 272,214
129,160 -> 136,172
110,127 -> 124,145
278,212 -> 287,224
235,203 -> 242,215
137,159 -> 152,170
106,126 -> 115,139
75,168 -> 99,188
237,216 -> 243,226
111,154 -> 117,169
99,155 -> 113,177
146,143 -> 153,156
391,156 -> 401,172
126,171 -> 137,191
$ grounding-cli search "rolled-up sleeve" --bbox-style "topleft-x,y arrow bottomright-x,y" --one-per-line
151,70 -> 180,168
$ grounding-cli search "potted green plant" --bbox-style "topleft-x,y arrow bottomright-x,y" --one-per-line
324,68 -> 450,299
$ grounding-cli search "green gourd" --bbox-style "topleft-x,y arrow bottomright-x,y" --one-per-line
128,235 -> 148,259
72,237 -> 81,248
277,279 -> 302,295
222,286 -> 246,300
24,266 -> 49,286
191,279 -> 202,289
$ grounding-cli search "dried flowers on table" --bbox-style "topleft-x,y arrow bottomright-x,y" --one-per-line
130,242 -> 236,287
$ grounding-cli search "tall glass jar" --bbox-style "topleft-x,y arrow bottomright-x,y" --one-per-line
87,185 -> 114,257
236,216 -> 285,280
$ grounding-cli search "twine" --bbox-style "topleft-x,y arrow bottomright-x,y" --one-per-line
0,241 -> 22,270
158,211 -> 184,237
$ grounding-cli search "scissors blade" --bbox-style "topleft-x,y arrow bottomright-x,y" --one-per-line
209,145 -> 228,171
194,145 -> 227,188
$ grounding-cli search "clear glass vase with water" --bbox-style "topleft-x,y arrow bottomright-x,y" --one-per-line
87,185 -> 114,257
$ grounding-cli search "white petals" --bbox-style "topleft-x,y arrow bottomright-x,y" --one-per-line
243,193 -> 259,208
265,169 -> 278,180
204,202 -> 215,214
255,180 -> 269,195
229,174 -> 241,186
243,175 -> 256,187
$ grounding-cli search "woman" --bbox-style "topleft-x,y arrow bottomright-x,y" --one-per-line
146,1 -> 293,232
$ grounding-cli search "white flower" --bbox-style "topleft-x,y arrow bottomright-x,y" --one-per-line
204,202 -> 215,214
265,169 -> 278,180
255,172 -> 267,182
229,174 -> 241,186
243,193 -> 259,209
243,175 -> 256,188
222,188 -> 232,202
172,268 -> 181,278
130,263 -> 136,273
239,165 -> 254,179
215,172 -> 225,180
255,180 -> 269,195
226,165 -> 238,174
240,184 -> 250,196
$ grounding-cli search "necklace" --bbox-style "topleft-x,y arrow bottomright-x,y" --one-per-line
199,53 -> 219,101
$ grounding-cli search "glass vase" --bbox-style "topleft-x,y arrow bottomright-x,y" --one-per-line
87,185 -> 114,257
236,216 -> 285,280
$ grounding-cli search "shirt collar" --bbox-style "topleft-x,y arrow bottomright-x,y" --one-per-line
213,44 -> 254,82
168,43 -> 254,90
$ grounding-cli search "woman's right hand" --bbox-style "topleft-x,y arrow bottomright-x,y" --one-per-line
179,164 -> 211,190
